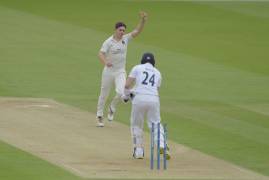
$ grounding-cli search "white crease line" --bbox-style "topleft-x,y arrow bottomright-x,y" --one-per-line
22,104 -> 52,108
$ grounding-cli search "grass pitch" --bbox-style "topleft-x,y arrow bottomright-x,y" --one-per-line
0,0 -> 269,179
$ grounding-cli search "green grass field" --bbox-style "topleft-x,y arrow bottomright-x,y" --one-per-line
0,0 -> 269,179
0,142 -> 82,180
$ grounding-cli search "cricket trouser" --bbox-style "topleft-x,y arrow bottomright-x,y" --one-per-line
96,68 -> 126,117
130,94 -> 165,148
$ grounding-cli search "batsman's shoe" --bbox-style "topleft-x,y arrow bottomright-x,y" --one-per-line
107,106 -> 114,121
133,147 -> 144,159
160,145 -> 171,160
96,116 -> 104,127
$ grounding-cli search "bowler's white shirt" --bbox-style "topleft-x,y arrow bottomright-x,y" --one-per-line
100,33 -> 132,72
129,63 -> 162,99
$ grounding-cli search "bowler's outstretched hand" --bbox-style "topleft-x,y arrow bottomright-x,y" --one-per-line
140,11 -> 148,21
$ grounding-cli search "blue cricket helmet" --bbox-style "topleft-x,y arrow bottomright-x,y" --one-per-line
141,52 -> 155,66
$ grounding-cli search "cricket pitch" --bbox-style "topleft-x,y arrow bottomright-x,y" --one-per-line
0,97 -> 267,179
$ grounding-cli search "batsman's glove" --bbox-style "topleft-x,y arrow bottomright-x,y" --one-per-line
122,89 -> 135,103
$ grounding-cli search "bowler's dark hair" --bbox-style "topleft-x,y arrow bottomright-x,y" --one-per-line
115,22 -> 127,29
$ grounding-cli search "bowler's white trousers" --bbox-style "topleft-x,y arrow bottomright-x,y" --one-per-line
131,94 -> 165,149
97,67 -> 126,117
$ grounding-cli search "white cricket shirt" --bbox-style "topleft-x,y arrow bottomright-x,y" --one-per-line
100,33 -> 132,72
129,63 -> 162,99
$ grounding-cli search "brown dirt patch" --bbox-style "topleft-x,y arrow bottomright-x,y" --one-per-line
0,97 -> 267,179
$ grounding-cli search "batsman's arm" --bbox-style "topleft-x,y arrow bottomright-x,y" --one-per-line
131,11 -> 147,38
125,77 -> 135,89
122,77 -> 136,102
98,51 -> 112,67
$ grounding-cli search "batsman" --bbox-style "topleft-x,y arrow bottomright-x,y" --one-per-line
123,53 -> 171,160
